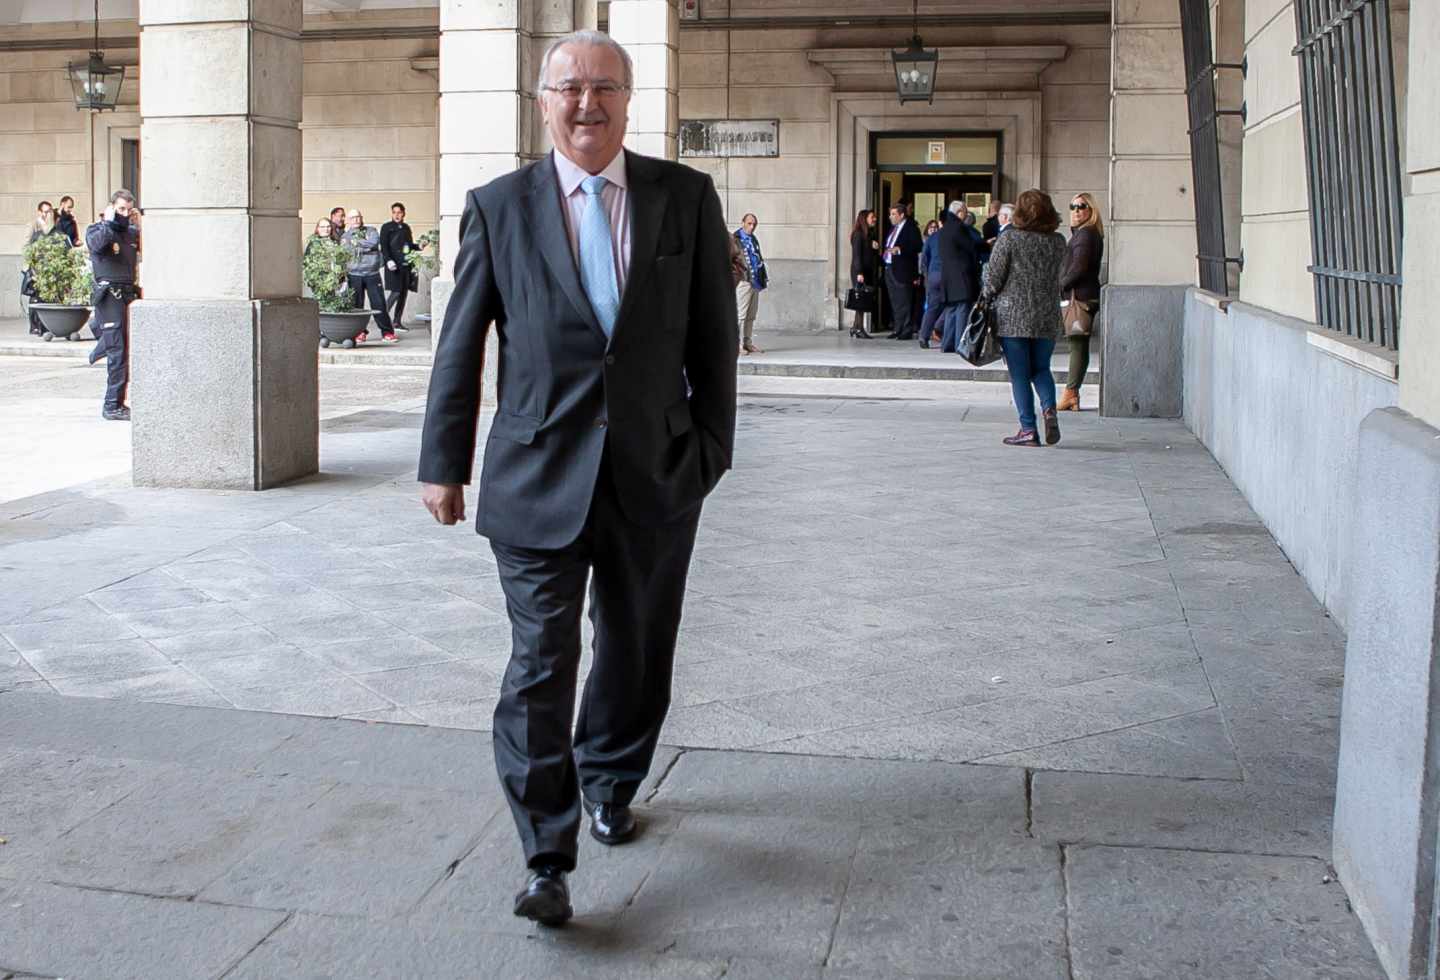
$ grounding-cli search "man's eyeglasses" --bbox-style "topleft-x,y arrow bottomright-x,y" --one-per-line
543,81 -> 629,101
1069,203 -> 1090,212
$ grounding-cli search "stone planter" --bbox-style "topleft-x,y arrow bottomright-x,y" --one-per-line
318,310 -> 374,348
29,303 -> 92,341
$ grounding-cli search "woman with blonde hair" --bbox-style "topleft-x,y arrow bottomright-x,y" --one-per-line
1058,191 -> 1104,411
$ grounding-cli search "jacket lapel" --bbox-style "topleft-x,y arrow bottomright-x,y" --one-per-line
525,158 -> 605,339
611,150 -> 669,344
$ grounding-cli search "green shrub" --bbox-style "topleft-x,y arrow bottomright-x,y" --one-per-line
405,229 -> 440,278
302,235 -> 358,313
22,234 -> 93,305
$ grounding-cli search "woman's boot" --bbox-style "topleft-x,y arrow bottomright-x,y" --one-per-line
1057,387 -> 1079,412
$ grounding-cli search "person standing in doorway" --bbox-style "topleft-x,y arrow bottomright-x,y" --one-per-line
937,203 -> 982,354
85,189 -> 140,422
848,208 -> 878,339
418,29 -> 737,928
981,200 -> 1001,255
380,202 -> 422,332
882,203 -> 922,339
1057,192 -> 1104,412
982,189 -> 1067,447
341,209 -> 397,343
733,213 -> 767,354
918,211 -> 947,348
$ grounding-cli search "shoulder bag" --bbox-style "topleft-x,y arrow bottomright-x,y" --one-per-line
1062,291 -> 1094,337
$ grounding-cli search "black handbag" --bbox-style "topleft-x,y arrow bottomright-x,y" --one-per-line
957,299 -> 1002,366
844,284 -> 876,312
19,268 -> 37,300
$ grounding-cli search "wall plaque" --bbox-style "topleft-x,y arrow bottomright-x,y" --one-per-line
679,119 -> 780,158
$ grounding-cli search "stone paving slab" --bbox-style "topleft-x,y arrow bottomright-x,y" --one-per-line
0,877 -> 287,980
1031,770 -> 1334,857
1065,845 -> 1386,979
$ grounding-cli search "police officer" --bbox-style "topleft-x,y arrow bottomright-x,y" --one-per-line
86,189 -> 140,421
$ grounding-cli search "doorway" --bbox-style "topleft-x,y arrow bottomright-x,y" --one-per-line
869,132 -> 1002,330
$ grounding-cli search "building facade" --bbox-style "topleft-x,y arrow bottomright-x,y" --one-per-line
3,2 -> 1440,978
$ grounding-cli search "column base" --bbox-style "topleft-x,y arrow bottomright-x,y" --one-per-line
1334,406 -> 1440,980
1099,284 -> 1187,418
130,298 -> 319,490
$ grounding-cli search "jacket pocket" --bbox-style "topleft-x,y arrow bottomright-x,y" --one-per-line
665,399 -> 693,437
488,412 -> 539,445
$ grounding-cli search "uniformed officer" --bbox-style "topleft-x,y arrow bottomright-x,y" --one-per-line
86,189 -> 140,421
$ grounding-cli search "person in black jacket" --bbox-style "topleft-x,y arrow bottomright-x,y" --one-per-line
847,209 -> 878,338
86,189 -> 140,421
380,202 -> 423,332
55,195 -> 80,246
1057,192 -> 1104,411
881,203 -> 923,339
935,207 -> 983,353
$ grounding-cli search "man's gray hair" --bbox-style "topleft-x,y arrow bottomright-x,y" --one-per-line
537,30 -> 634,93
998,203 -> 1014,220
948,200 -> 966,215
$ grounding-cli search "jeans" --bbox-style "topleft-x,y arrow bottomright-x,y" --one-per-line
940,299 -> 973,354
999,336 -> 1057,430
348,274 -> 393,334
918,283 -> 945,345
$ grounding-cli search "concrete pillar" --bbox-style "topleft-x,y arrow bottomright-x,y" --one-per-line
432,0 -> 577,367
130,0 -> 317,490
1333,6 -> 1440,980
609,0 -> 679,160
1099,0 -> 1194,418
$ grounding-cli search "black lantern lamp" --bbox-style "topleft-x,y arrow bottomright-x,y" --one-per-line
68,0 -> 125,112
892,0 -> 938,104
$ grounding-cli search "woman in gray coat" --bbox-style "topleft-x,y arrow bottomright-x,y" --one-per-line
981,189 -> 1067,446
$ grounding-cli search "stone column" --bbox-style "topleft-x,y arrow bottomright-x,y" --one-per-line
1099,0 -> 1194,418
432,0 -> 576,365
609,0 -> 679,160
1333,5 -> 1440,980
130,0 -> 316,490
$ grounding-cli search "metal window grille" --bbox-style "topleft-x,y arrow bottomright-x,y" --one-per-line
1293,0 -> 1403,350
1180,0 -> 1245,295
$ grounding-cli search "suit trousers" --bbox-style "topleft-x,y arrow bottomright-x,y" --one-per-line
489,452 -> 702,871
885,268 -> 918,338
347,274 -> 393,334
386,283 -> 408,327
918,283 -> 945,345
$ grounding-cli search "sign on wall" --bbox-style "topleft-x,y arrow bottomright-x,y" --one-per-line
679,0 -> 700,19
927,141 -> 946,164
679,119 -> 780,158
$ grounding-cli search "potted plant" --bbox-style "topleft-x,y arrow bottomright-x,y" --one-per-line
302,235 -> 372,348
405,229 -> 441,325
21,234 -> 94,341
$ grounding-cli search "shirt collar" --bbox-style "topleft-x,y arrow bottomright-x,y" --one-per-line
553,148 -> 628,197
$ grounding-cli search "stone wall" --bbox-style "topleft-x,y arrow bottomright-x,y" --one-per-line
1182,290 -> 1399,628
677,22 -> 1110,331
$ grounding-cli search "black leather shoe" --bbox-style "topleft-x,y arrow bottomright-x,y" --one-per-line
513,866 -> 572,927
102,407 -> 130,421
587,800 -> 638,846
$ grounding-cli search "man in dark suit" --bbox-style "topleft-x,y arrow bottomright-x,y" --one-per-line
937,202 -> 983,354
418,30 -> 738,928
881,203 -> 923,339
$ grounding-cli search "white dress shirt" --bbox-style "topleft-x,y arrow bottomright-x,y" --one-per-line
552,148 -> 631,298
884,219 -> 907,266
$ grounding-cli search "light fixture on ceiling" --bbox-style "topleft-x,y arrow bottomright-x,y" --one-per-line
68,0 -> 125,112
892,0 -> 938,104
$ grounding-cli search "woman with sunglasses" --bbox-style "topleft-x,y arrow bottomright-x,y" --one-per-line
1058,192 -> 1104,411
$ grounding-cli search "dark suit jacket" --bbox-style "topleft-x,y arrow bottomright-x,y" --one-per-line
418,151 -> 739,550
1059,225 -> 1104,304
379,220 -> 416,292
883,219 -> 923,282
849,230 -> 878,283
938,219 -> 982,304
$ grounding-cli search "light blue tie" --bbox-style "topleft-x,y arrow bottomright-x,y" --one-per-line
579,175 -> 620,337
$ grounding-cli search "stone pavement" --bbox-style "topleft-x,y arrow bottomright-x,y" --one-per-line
0,372 -> 1384,977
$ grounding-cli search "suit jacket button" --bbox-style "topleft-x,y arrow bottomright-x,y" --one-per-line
605,355 -> 615,365
595,419 -> 607,429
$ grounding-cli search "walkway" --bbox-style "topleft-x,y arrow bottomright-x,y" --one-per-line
0,370 -> 1381,977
